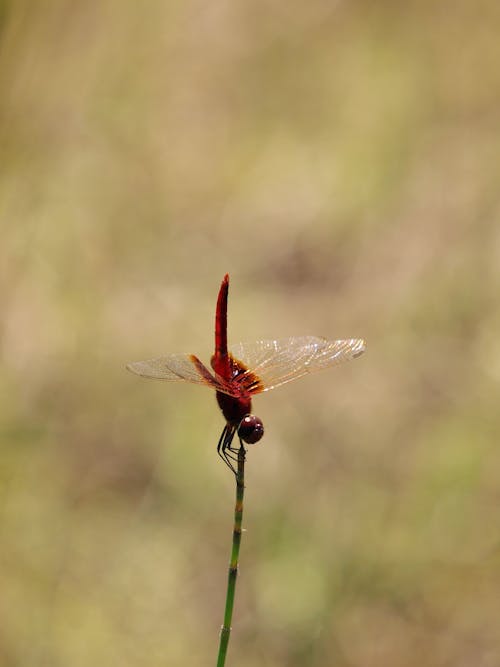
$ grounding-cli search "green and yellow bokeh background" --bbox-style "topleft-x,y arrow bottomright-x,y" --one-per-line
1,2 -> 500,665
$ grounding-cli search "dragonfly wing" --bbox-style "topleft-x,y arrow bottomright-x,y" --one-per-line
127,353 -> 218,386
230,336 -> 366,393
127,353 -> 243,397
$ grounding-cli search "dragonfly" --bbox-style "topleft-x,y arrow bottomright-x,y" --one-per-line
127,274 -> 365,472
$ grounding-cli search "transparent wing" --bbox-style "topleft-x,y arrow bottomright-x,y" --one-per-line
230,336 -> 366,394
127,353 -> 221,389
127,353 -> 246,398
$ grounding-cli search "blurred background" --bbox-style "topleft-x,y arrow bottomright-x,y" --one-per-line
1,1 -> 500,665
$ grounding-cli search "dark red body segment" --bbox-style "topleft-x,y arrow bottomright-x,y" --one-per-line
211,273 -> 230,379
216,390 -> 252,425
211,274 -> 255,425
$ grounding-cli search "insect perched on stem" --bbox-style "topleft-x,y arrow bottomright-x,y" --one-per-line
127,274 -> 365,472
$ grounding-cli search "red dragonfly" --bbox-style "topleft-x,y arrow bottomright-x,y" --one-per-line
127,274 -> 365,472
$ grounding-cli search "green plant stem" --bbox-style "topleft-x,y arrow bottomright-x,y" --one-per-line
216,444 -> 246,667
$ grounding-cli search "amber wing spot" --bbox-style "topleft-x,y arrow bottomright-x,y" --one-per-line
230,355 -> 264,394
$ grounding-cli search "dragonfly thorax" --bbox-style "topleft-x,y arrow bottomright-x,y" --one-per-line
216,390 -> 252,426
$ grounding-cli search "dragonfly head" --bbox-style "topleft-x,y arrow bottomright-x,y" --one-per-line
238,414 -> 264,445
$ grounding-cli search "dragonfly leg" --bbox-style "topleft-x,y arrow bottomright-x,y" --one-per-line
217,425 -> 237,459
226,435 -> 247,463
222,429 -> 240,471
217,425 -> 238,473
216,425 -> 228,457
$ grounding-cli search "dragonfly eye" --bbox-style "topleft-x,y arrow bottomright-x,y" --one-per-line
238,415 -> 264,445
